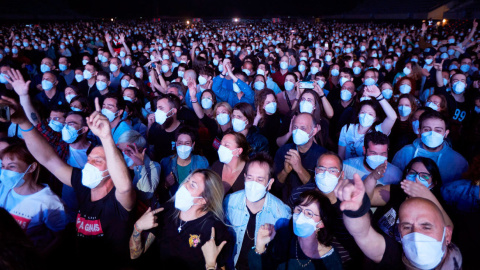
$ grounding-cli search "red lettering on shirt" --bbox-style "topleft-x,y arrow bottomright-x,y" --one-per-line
76,213 -> 104,236
11,214 -> 31,230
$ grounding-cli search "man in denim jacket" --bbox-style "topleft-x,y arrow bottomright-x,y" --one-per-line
223,153 -> 291,269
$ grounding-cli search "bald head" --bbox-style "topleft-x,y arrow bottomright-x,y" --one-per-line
184,69 -> 197,81
399,197 -> 450,242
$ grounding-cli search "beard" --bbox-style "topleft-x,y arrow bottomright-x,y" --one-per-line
162,117 -> 174,129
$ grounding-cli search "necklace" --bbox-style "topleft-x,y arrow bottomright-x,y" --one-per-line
178,219 -> 187,233
296,239 -> 312,268
245,227 -> 254,241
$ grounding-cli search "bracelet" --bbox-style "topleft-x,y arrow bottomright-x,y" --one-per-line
375,93 -> 383,99
19,124 -> 35,132
134,223 -> 141,233
343,194 -> 371,218
252,246 -> 266,255
319,95 -> 326,98
376,97 -> 385,102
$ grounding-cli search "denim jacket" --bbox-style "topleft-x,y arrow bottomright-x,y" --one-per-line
223,190 -> 291,265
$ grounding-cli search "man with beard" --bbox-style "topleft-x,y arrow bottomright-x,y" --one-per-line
147,94 -> 183,162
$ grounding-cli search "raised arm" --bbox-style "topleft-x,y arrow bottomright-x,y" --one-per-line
334,174 -> 386,263
6,69 -> 40,125
120,33 -> 131,55
105,33 -> 116,57
130,207 -> 163,259
0,81 -> 73,186
89,98 -> 135,211
365,85 -> 397,134
462,19 -> 477,47
313,82 -> 334,119
187,78 -> 205,119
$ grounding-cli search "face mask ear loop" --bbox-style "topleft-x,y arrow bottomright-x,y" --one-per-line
18,164 -> 33,187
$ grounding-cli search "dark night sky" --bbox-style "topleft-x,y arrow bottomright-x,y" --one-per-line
2,0 -> 363,20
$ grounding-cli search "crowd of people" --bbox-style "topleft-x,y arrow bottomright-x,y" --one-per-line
0,18 -> 479,269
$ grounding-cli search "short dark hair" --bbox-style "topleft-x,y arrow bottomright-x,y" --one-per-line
96,71 -> 109,81
317,151 -> 343,171
419,109 -> 449,130
103,92 -> 126,111
175,126 -> 197,144
66,111 -> 88,127
245,152 -> 275,179
156,93 -> 181,111
50,105 -> 70,117
340,67 -> 354,78
364,131 -> 389,149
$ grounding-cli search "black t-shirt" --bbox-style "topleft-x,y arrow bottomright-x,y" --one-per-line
178,105 -> 199,128
236,207 -> 257,270
71,168 -> 133,269
375,234 -> 404,270
372,184 -> 406,243
147,122 -> 183,162
151,202 -> 233,269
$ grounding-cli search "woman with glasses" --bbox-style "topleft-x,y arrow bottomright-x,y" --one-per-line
247,189 -> 343,269
366,156 -> 453,243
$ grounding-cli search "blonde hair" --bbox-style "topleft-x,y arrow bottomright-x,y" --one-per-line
213,102 -> 232,117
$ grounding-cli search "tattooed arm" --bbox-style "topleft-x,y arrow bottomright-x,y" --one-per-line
129,207 -> 163,259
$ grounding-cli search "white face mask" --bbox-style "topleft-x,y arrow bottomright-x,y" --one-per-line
0,164 -> 31,189
365,155 -> 387,169
402,228 -> 446,270
81,163 -> 109,189
123,152 -> 135,167
218,145 -> 235,164
399,84 -> 412,94
299,100 -> 314,114
245,180 -> 270,202
155,108 -> 173,125
176,145 -> 193,160
216,113 -> 230,125
48,119 -> 65,132
421,131 -> 445,148
232,118 -> 247,132
315,171 -> 339,193
359,113 -> 375,127
62,125 -> 83,144
174,185 -> 202,211
293,212 -> 321,237
292,128 -> 312,146
264,102 -> 277,114
101,108 -> 117,122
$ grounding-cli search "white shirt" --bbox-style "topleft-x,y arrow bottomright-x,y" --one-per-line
343,156 -> 403,185
338,123 -> 383,160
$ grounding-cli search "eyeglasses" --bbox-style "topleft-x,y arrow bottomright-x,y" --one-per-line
293,206 -> 320,220
315,166 -> 340,174
407,170 -> 432,182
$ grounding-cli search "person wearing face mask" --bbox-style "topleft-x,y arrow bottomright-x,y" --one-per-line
35,71 -> 67,108
101,93 -> 132,143
88,71 -> 111,102
421,48 -> 438,89
130,169 -> 233,269
246,190 -> 343,269
336,172 -> 461,270
389,95 -> 420,158
257,63 -> 282,95
212,59 -> 255,107
275,113 -> 326,202
223,153 -> 291,270
107,57 -> 124,91
393,110 -> 468,184
58,56 -> 75,86
328,80 -> 357,137
231,102 -> 269,157
3,96 -> 136,269
271,55 -> 291,91
253,89 -> 284,156
338,85 -> 398,160
116,130 -> 160,207
435,67 -> 471,152
211,131 -> 250,196
32,57 -> 67,92
276,73 -> 299,116
77,62 -> 99,97
159,127 -> 209,202
0,142 -> 68,257
147,94 -> 183,162
343,132 -> 402,186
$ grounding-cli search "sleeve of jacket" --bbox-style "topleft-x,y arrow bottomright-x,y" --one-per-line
212,75 -> 230,102
237,79 -> 255,105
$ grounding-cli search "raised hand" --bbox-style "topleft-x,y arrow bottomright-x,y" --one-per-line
255,224 -> 276,253
372,160 -> 387,181
334,173 -> 366,212
105,33 -> 112,42
400,178 -> 433,199
474,19 -> 478,29
124,143 -> 146,166
364,85 -> 381,97
119,33 -> 126,43
201,227 -> 227,267
5,69 -> 30,96
0,96 -> 28,125
135,207 -> 164,231
87,97 -> 111,140
433,59 -> 444,71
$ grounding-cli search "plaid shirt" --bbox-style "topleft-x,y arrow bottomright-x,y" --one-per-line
36,122 -> 69,161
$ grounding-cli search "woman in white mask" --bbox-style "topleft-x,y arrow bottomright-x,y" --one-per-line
393,62 -> 422,93
232,102 -> 269,157
388,94 -> 418,159
211,131 -> 250,195
338,85 -> 397,160
246,190 -> 343,269
367,157 -> 453,243
130,169 -> 233,269
296,60 -> 309,78
253,89 -> 283,156
0,142 -> 68,253
426,94 -> 448,114
251,74 -> 267,92
276,73 -> 299,116
159,127 -> 209,198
